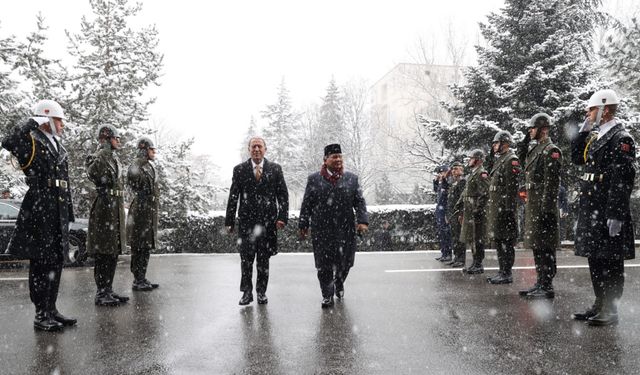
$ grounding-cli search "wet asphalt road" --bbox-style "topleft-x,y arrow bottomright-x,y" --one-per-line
2,250 -> 640,375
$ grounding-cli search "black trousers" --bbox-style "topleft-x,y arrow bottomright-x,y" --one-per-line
131,246 -> 151,282
532,246 -> 556,288
451,219 -> 466,262
495,240 -> 515,274
588,256 -> 624,312
471,239 -> 485,265
240,249 -> 270,294
29,259 -> 63,313
94,254 -> 118,291
317,262 -> 350,299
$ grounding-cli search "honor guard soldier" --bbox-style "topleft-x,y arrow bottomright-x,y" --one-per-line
486,131 -> 521,284
127,137 -> 160,291
446,161 -> 467,268
86,125 -> 129,306
517,113 -> 562,299
433,165 -> 452,262
570,89 -> 636,326
454,149 -> 489,274
1,99 -> 77,331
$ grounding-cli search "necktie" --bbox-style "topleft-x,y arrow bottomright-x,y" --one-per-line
255,165 -> 262,181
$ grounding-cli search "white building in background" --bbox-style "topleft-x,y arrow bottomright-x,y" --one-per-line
369,63 -> 465,202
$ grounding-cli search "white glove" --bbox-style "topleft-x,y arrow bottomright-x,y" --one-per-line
31,116 -> 50,125
607,219 -> 622,237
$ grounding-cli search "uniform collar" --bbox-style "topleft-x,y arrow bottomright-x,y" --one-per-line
596,119 -> 617,140
42,130 -> 59,152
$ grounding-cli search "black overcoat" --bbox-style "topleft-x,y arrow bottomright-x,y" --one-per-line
1,119 -> 74,261
571,122 -> 636,260
299,171 -> 368,269
225,159 -> 289,256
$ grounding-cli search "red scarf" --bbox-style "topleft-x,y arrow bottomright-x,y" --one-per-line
320,164 -> 343,186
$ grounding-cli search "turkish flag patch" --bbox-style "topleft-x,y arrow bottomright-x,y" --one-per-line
481,172 -> 488,178
551,152 -> 560,159
511,160 -> 520,166
621,143 -> 631,152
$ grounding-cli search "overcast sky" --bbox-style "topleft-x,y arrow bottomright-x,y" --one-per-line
2,0 -> 522,180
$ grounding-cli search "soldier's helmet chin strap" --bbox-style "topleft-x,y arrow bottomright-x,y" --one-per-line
48,117 -> 60,137
593,106 -> 605,131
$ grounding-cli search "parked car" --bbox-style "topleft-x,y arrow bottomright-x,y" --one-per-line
0,199 -> 88,267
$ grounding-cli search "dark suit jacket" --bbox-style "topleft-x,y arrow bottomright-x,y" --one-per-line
299,171 -> 368,268
225,158 -> 289,255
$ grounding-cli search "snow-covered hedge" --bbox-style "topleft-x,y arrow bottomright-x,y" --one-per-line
158,205 -> 438,253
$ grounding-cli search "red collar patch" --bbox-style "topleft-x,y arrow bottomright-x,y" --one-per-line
621,143 -> 631,152
551,152 -> 560,159
511,160 -> 520,166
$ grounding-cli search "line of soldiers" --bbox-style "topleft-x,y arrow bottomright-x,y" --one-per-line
1,100 -> 160,331
433,89 -> 636,326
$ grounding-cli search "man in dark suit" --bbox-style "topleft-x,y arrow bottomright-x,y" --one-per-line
225,137 -> 289,305
299,144 -> 368,308
2,99 -> 77,331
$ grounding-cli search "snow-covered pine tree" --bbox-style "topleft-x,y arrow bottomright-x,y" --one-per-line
318,78 -> 346,147
239,116 -> 259,161
601,16 -> 640,110
434,0 -> 607,153
63,0 -> 163,215
0,23 -> 29,197
261,78 -> 299,165
14,14 -> 68,102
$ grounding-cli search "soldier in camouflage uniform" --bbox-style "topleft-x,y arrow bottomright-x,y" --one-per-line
454,149 -> 490,274
486,131 -> 522,284
446,161 -> 466,268
86,125 -> 129,306
516,113 -> 562,299
127,137 -> 161,291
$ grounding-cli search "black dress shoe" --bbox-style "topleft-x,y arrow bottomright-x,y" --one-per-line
144,279 -> 159,289
571,306 -> 599,321
132,280 -> 153,291
257,293 -> 268,304
335,290 -> 344,299
321,297 -> 334,308
50,310 -> 78,326
110,291 -> 130,303
519,284 -> 540,296
239,291 -> 253,305
440,255 -> 452,262
95,291 -> 121,306
34,311 -> 63,332
434,256 -> 443,261
449,261 -> 465,268
523,286 -> 554,299
587,311 -> 619,326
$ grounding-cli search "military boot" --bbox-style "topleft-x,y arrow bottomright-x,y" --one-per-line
519,283 -> 541,296
132,279 -> 153,292
34,310 -> 63,332
463,263 -> 484,274
95,289 -> 121,306
523,285 -> 554,299
488,271 -> 512,284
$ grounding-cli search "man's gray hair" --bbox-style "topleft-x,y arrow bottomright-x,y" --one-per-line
248,137 -> 266,148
